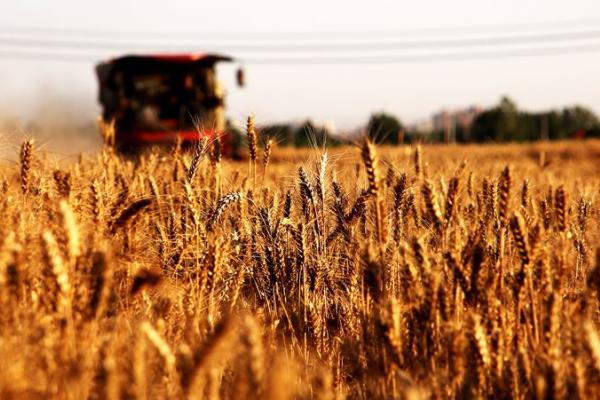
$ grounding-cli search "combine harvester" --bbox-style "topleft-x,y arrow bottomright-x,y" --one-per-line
96,53 -> 244,153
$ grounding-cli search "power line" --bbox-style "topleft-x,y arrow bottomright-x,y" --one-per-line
1,17 -> 600,40
1,29 -> 600,52
241,43 -> 600,64
2,43 -> 600,64
0,49 -> 95,62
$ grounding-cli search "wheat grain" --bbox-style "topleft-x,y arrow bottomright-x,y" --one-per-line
0,138 -> 597,399
19,139 -> 33,194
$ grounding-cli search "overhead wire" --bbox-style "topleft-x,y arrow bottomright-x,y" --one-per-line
240,43 -> 600,64
1,17 -> 600,39
1,29 -> 600,52
1,18 -> 600,64
2,43 -> 600,65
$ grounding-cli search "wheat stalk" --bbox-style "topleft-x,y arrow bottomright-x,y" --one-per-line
19,138 -> 34,194
247,115 -> 258,185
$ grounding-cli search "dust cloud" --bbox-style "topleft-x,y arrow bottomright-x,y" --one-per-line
0,86 -> 101,161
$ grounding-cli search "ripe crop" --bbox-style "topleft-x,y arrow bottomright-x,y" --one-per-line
0,130 -> 599,399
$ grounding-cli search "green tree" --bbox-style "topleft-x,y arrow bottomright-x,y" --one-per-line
471,96 -> 523,142
366,112 -> 403,144
469,97 -> 600,142
261,124 -> 294,146
293,120 -> 341,147
561,106 -> 600,137
497,96 -> 521,141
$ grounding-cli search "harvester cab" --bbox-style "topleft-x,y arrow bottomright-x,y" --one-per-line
96,53 -> 243,153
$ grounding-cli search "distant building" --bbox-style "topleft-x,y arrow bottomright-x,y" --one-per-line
431,105 -> 482,142
455,106 -> 482,131
411,119 -> 434,133
432,109 -> 451,133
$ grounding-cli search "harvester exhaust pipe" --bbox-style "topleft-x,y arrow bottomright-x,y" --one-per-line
236,66 -> 245,87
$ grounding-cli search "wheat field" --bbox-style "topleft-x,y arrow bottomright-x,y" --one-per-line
0,120 -> 599,399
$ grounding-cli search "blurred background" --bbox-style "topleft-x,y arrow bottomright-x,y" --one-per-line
1,0 -> 600,157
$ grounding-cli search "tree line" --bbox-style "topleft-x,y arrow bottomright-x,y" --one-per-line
367,96 -> 600,144
229,96 -> 600,148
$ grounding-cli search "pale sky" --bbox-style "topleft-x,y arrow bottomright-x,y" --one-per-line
1,0 -> 600,132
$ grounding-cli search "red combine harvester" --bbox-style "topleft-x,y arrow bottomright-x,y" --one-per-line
96,53 -> 243,153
